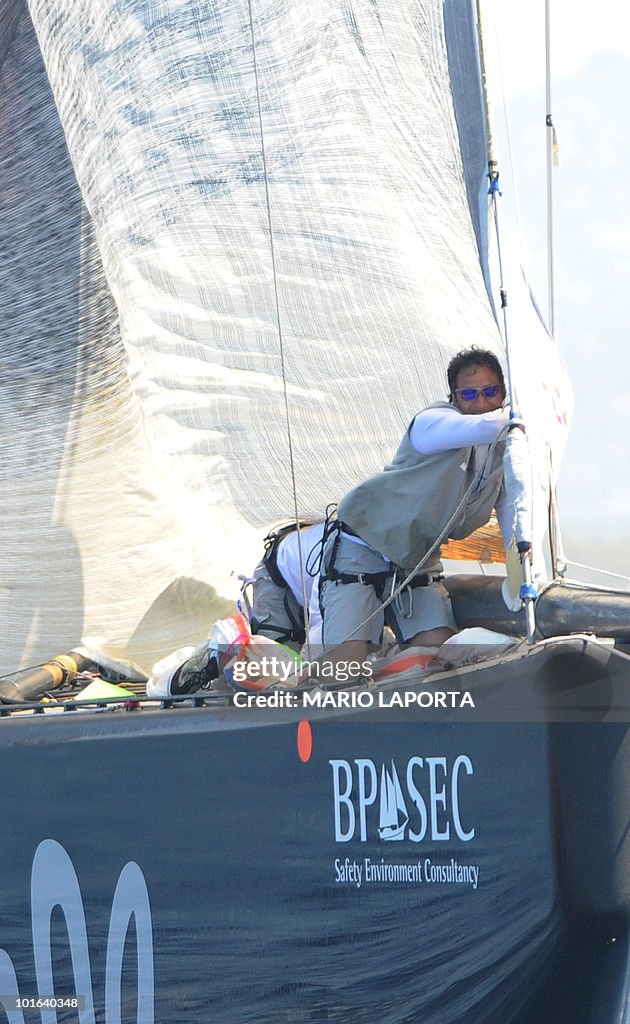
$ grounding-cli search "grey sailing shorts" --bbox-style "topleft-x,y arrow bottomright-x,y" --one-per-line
320,533 -> 453,646
249,560 -> 304,648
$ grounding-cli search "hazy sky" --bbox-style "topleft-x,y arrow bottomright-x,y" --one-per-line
486,1 -> 630,578
493,0 -> 630,97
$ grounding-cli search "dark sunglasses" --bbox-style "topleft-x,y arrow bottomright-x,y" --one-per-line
454,385 -> 501,401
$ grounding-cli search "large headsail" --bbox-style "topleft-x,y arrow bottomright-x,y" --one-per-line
0,0 -> 559,673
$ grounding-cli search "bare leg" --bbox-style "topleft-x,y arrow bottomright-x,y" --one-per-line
404,626 -> 456,647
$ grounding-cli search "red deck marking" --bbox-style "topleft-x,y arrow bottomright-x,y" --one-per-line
297,719 -> 313,762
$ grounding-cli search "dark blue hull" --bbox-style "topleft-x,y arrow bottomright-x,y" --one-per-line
1,640 -> 630,1022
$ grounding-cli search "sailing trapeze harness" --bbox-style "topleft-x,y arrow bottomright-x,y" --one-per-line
322,522 -> 441,596
260,521 -> 301,589
250,522 -> 309,644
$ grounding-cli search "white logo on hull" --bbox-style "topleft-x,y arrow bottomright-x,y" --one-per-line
378,762 -> 409,841
330,755 -> 475,843
1,839 -> 154,1023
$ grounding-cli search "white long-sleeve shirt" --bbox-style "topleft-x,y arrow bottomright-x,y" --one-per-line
275,523 -> 325,645
410,404 -> 514,545
409,404 -> 510,454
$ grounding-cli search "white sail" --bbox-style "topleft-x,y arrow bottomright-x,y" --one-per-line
0,0 -> 569,673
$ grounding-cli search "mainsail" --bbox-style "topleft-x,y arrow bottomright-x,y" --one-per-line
1,0 -> 568,673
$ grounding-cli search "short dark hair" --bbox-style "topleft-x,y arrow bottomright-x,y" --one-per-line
447,347 -> 506,399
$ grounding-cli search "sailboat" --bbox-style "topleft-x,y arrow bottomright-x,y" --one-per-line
378,762 -> 410,841
1,0 -> 630,1022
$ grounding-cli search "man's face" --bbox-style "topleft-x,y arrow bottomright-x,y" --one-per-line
452,363 -> 504,415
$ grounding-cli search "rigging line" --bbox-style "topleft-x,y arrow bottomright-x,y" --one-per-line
563,561 -> 630,584
487,2 -> 565,580
543,0 -> 565,575
335,430 -> 509,644
477,0 -> 538,640
246,0 -> 312,646
547,450 -> 567,576
489,190 -> 514,410
474,3 -> 515,408
545,0 -> 556,337
490,9 -> 527,274
481,2 -> 565,590
489,186 -> 537,642
473,14 -> 511,410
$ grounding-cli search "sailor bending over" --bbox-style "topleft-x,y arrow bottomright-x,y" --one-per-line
317,347 -> 522,677
247,521 -> 324,649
